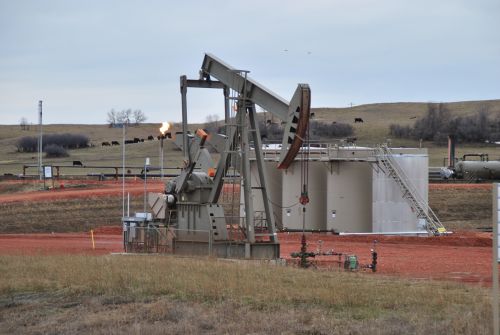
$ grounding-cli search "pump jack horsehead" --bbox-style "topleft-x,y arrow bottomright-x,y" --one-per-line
124,53 -> 311,259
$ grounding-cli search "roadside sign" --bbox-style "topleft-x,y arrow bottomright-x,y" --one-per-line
43,165 -> 52,179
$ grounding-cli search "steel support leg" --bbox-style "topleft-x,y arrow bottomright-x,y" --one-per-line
180,75 -> 189,160
248,105 -> 279,241
239,104 -> 255,244
224,85 -> 230,134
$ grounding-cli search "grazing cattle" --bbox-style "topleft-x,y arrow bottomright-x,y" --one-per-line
102,141 -> 111,146
147,135 -> 154,141
124,140 -> 134,144
73,160 -> 83,167
133,138 -> 140,143
140,138 -> 145,142
354,118 -> 364,123
346,137 -> 357,144
111,141 -> 120,146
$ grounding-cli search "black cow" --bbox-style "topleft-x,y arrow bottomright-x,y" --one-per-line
147,135 -> 154,140
102,141 -> 111,146
73,160 -> 83,166
354,118 -> 364,123
133,138 -> 140,143
124,140 -> 134,144
111,141 -> 120,145
346,137 -> 357,144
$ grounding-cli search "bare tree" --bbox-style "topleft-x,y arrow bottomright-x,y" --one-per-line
213,114 -> 219,128
107,109 -> 117,127
204,114 -> 221,133
115,109 -> 133,125
19,117 -> 29,130
123,109 -> 132,123
132,109 -> 147,125
108,108 -> 143,127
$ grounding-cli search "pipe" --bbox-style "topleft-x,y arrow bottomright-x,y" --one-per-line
180,75 -> 188,160
38,100 -> 43,180
448,135 -> 455,168
281,228 -> 338,234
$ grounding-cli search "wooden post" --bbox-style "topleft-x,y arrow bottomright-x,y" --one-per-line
90,230 -> 95,250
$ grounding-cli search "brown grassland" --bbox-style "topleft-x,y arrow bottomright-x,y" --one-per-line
1,99 -> 500,176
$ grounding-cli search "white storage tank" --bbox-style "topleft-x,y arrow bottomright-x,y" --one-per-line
372,149 -> 428,233
281,161 -> 327,230
244,146 -> 430,234
326,161 -> 372,233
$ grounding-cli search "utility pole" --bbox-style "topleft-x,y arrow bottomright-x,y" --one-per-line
143,157 -> 150,213
38,100 -> 43,180
122,121 -> 126,218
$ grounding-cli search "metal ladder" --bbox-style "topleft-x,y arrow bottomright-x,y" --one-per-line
375,145 -> 447,236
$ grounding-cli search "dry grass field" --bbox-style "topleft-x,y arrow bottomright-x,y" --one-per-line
0,123 -> 188,176
0,255 -> 492,334
429,185 -> 492,231
0,195 -> 141,233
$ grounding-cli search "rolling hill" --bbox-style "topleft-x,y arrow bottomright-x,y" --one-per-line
312,99 -> 500,144
1,99 -> 499,175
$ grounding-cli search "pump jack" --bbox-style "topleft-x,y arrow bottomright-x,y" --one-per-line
123,54 -> 311,259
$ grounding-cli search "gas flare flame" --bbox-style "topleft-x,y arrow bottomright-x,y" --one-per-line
159,122 -> 170,135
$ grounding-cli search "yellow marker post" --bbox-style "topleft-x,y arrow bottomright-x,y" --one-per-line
90,229 -> 95,250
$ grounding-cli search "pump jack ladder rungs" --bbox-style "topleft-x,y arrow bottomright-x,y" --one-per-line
375,145 -> 447,236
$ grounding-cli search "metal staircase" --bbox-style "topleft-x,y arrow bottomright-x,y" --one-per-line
375,145 -> 447,236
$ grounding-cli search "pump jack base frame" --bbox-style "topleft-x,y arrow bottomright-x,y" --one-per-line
173,240 -> 280,260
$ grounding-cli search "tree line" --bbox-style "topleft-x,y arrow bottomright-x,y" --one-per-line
107,109 -> 147,127
16,133 -> 90,157
204,116 -> 353,141
389,103 -> 500,144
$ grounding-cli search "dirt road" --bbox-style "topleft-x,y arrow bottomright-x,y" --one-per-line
0,180 -> 164,203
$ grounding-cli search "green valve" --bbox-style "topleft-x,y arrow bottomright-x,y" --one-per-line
348,255 -> 358,271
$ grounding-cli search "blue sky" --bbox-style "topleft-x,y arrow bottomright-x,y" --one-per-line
0,0 -> 499,124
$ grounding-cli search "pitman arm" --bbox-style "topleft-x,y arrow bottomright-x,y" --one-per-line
175,129 -> 212,193
200,53 -> 311,169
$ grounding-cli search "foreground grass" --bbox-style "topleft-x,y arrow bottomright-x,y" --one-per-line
0,255 -> 492,334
